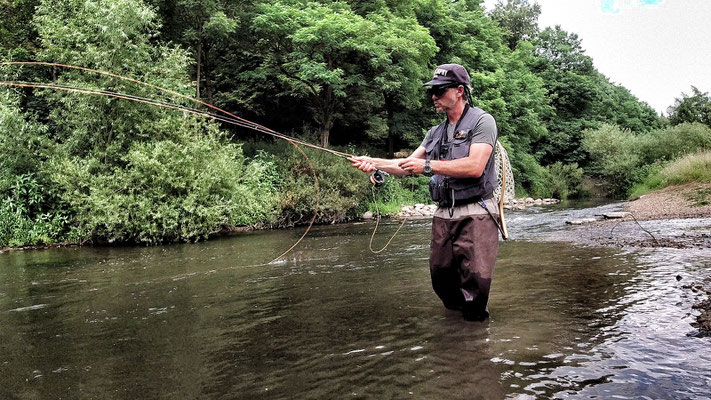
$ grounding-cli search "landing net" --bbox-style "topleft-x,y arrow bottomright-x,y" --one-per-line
493,141 -> 515,205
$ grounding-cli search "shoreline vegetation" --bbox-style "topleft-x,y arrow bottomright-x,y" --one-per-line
3,183 -> 711,254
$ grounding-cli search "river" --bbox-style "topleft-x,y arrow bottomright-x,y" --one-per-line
1,203 -> 710,399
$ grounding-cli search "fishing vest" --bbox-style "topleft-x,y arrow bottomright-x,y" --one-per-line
424,105 -> 497,207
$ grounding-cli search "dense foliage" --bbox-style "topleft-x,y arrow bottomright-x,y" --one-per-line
583,123 -> 711,197
0,0 -> 705,247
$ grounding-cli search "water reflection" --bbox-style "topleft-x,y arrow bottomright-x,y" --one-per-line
1,213 -> 710,399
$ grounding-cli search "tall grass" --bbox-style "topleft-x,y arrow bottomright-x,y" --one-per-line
661,150 -> 711,184
629,150 -> 711,198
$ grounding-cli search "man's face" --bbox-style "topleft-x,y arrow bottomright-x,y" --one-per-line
429,84 -> 462,113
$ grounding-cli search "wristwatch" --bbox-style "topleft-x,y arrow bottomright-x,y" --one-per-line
423,160 -> 433,176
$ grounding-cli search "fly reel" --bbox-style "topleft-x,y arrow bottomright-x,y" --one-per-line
369,169 -> 389,187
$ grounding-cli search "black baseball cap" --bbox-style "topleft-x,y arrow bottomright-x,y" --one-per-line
423,63 -> 471,86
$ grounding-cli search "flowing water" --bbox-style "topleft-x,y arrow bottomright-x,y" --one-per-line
1,203 -> 710,399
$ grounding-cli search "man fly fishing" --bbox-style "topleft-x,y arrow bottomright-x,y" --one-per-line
349,64 -> 500,322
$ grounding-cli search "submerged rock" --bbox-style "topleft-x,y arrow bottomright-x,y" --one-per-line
602,212 -> 632,219
688,278 -> 711,337
565,218 -> 599,225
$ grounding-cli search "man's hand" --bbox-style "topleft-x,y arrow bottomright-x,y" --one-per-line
398,158 -> 426,175
348,156 -> 376,173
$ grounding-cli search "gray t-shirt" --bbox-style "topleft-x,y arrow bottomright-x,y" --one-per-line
420,113 -> 497,149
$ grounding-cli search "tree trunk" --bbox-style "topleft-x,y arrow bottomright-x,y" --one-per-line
206,66 -> 213,105
319,86 -> 334,148
385,94 -> 396,158
196,41 -> 202,98
204,50 -> 213,104
321,127 -> 330,148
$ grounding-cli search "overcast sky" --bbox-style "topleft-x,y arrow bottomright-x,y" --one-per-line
483,0 -> 711,114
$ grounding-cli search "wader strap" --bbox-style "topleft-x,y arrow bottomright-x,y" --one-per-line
478,198 -> 507,240
449,188 -> 456,217
437,104 -> 471,161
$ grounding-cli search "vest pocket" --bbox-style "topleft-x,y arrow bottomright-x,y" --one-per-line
450,138 -> 471,159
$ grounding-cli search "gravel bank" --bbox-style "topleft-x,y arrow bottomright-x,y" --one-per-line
626,183 -> 711,220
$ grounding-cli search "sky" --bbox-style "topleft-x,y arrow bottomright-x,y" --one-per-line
483,0 -> 711,114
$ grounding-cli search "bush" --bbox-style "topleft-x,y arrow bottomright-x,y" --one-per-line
49,126 -> 280,244
628,163 -> 666,199
584,123 -> 711,198
367,174 -> 432,216
0,174 -> 68,247
546,162 -> 584,200
583,124 -> 644,197
0,91 -> 50,193
638,123 -> 711,164
512,151 -> 552,198
276,146 -> 369,226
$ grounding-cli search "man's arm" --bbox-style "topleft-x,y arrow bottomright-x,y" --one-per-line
349,146 -> 426,177
398,143 -> 492,178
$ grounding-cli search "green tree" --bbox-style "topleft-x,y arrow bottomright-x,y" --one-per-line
0,0 -> 40,59
149,0 -> 239,103
361,12 -> 437,155
667,86 -> 711,128
488,0 -> 541,50
249,1 -> 433,148
27,0 -> 277,243
34,0 -> 194,164
0,90 -> 49,193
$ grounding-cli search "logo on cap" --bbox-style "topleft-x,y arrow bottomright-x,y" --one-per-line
434,68 -> 449,77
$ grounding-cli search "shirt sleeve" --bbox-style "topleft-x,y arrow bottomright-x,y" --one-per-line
420,126 -> 436,149
470,113 -> 497,148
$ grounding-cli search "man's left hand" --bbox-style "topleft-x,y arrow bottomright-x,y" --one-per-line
398,158 -> 425,175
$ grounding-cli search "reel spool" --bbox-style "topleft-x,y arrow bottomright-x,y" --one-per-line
369,169 -> 389,187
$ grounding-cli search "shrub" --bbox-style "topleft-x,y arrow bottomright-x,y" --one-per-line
0,174 -> 68,247
276,147 -> 368,226
512,151 -> 551,198
367,174 -> 432,216
49,126 -> 280,244
638,123 -> 711,164
585,123 -> 711,198
0,91 -> 50,193
582,124 -> 643,197
546,162 -> 584,200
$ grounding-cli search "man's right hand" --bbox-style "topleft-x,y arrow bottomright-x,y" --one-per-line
348,156 -> 376,173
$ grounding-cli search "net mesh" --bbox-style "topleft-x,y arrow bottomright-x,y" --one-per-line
493,141 -> 515,204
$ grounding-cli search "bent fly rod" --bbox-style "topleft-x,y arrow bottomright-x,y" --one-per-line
0,61 -> 353,159
0,61 -> 402,259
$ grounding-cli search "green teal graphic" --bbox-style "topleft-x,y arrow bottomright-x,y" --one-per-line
602,0 -> 664,13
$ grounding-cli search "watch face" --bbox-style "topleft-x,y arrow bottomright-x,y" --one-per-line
424,161 -> 432,174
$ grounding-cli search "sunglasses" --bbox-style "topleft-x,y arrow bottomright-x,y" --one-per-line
427,84 -> 459,97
